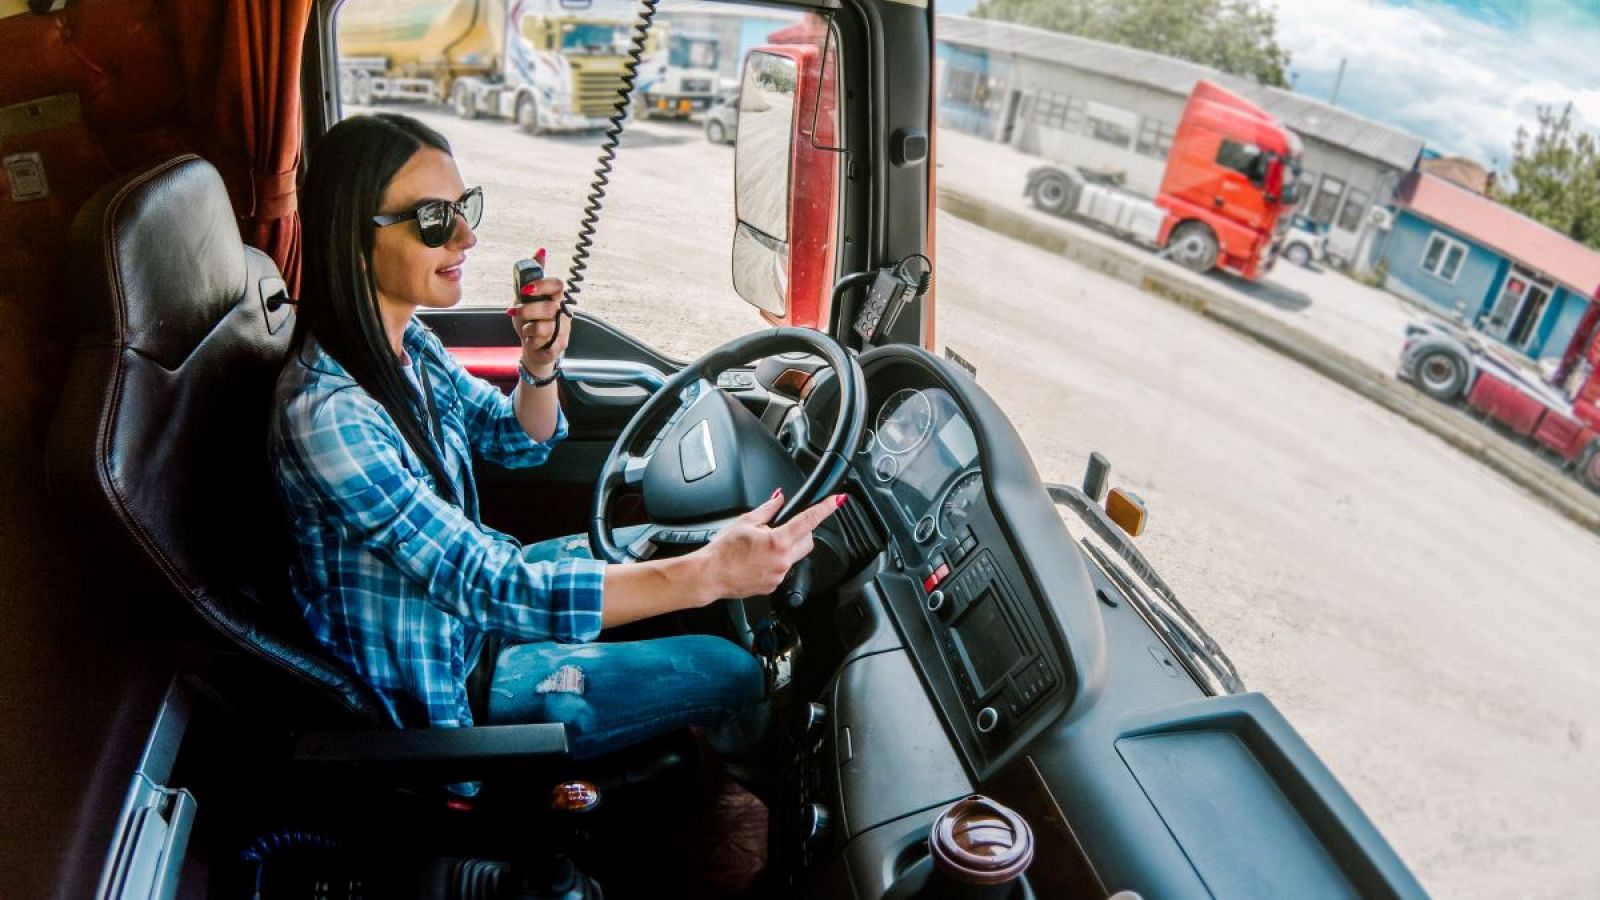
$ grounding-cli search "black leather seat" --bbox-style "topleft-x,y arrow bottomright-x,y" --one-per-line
46,155 -> 572,762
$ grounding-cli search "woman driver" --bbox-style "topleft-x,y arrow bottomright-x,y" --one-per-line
272,113 -> 841,758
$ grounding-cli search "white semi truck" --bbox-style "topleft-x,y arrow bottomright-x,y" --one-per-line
338,0 -> 656,134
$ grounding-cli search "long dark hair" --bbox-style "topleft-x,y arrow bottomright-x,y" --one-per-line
296,113 -> 457,503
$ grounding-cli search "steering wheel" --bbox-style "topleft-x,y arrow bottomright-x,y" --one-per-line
590,328 -> 866,567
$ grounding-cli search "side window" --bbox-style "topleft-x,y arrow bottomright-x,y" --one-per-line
333,0 -> 837,361
1216,139 -> 1265,181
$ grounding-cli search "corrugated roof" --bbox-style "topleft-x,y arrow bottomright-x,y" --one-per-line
936,15 -> 1425,170
1396,172 -> 1600,295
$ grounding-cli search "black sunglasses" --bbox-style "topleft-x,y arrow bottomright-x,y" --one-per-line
371,186 -> 483,248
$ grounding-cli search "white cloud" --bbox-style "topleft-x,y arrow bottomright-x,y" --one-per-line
1272,0 -> 1600,167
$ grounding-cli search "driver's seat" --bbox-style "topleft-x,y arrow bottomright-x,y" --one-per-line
45,154 -> 572,761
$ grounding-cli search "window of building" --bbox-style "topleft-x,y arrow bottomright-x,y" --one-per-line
1309,174 -> 1346,224
1136,117 -> 1174,158
1216,139 -> 1267,181
1337,188 -> 1370,232
943,68 -> 974,104
1083,100 -> 1135,148
1032,90 -> 1071,129
1421,232 -> 1468,282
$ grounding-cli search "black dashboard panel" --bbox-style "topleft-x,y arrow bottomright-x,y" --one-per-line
792,345 -> 1424,900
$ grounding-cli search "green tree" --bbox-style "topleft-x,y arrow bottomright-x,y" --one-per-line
971,0 -> 1291,87
1502,104 -> 1600,250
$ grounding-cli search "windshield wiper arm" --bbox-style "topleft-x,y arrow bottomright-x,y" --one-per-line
1046,482 -> 1245,695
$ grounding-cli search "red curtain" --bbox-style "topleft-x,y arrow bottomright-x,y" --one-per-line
214,0 -> 314,295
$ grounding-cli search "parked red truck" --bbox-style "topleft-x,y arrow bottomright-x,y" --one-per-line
1025,79 -> 1303,280
1398,291 -> 1600,489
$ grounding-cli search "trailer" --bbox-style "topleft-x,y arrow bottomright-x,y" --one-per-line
1397,295 -> 1600,490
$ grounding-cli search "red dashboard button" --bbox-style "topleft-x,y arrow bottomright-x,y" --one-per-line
923,564 -> 950,592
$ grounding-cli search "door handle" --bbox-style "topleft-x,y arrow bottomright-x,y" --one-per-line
561,358 -> 668,392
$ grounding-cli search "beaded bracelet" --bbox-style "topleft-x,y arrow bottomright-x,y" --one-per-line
517,360 -> 561,388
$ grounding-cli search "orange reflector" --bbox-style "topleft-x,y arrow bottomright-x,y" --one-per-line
551,781 -> 601,813
678,99 -> 691,112
1105,487 -> 1147,538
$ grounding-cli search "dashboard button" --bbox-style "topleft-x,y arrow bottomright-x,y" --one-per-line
925,589 -> 948,617
914,515 -> 936,543
975,707 -> 1001,734
873,455 -> 899,482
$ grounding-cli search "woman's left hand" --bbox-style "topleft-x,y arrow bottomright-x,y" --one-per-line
507,276 -> 570,375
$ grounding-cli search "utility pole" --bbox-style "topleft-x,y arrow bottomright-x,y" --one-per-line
1329,58 -> 1347,107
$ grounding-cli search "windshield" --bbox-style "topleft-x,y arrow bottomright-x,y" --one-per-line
669,35 -> 719,70
560,22 -> 629,54
934,2 -> 1600,897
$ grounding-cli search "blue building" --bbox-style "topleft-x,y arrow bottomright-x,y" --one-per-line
1377,172 -> 1600,361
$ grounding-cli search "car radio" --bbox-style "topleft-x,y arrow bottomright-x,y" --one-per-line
921,548 -> 1058,739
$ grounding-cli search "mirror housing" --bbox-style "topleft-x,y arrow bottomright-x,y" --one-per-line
730,38 -> 838,330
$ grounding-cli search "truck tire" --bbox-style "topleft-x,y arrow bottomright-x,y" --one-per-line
1284,242 -> 1311,267
516,94 -> 543,136
452,82 -> 477,120
1169,221 -> 1219,274
1577,440 -> 1600,492
706,120 -> 726,144
1030,173 -> 1074,217
1413,348 -> 1468,402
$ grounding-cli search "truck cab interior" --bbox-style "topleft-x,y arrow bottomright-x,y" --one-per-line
0,1 -> 1425,898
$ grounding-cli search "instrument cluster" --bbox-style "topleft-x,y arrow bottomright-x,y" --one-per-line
862,387 -> 982,543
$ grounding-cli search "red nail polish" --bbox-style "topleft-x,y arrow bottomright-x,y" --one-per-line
521,284 -> 537,296
770,488 -> 783,500
534,247 -> 547,265
834,494 -> 848,508
505,307 -> 518,316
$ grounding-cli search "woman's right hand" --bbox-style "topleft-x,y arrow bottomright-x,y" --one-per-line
691,489 -> 846,603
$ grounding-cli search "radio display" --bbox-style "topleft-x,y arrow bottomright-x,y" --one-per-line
953,589 -> 1024,696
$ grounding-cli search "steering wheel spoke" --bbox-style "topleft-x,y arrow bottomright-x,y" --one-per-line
621,451 -> 653,487
591,328 -> 865,565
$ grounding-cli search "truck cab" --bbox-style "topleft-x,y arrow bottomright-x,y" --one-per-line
1154,80 -> 1303,280
0,1 -> 1422,897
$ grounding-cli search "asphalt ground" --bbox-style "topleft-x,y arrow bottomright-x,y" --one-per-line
360,103 -> 1600,898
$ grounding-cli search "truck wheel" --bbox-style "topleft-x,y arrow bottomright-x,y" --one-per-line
1169,222 -> 1219,274
1577,441 -> 1600,492
707,120 -> 726,144
1030,173 -> 1074,216
1413,348 -> 1468,402
516,95 -> 543,136
452,83 -> 477,120
1284,243 -> 1311,267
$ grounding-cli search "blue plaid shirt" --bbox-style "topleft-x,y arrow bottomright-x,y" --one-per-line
272,319 -> 605,728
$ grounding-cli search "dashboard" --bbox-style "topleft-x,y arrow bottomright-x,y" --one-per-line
781,345 -> 1423,900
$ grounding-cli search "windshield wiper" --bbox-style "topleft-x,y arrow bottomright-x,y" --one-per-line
1046,482 -> 1245,696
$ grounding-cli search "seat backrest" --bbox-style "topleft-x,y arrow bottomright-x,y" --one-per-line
47,155 -> 386,727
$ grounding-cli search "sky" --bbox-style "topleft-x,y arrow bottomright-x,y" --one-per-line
940,0 -> 1600,170
1274,0 -> 1600,168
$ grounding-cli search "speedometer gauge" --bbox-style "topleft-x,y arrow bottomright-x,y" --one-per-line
938,470 -> 984,537
875,388 -> 934,455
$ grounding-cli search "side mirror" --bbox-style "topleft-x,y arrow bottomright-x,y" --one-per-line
1263,156 -> 1286,204
731,39 -> 838,328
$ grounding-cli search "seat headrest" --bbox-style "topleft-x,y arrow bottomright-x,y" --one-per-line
71,154 -> 253,370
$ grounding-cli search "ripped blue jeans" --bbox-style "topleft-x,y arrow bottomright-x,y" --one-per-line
484,530 -> 766,760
